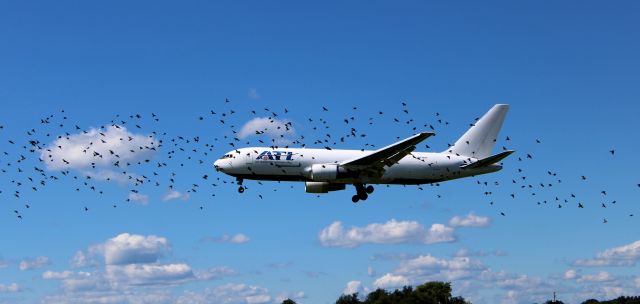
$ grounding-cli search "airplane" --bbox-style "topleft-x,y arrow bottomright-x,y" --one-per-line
214,104 -> 513,202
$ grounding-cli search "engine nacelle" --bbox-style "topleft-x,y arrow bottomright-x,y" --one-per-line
305,182 -> 346,193
311,164 -> 338,181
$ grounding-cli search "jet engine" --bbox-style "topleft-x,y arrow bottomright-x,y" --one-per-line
311,164 -> 339,181
305,182 -> 346,193
310,163 -> 352,181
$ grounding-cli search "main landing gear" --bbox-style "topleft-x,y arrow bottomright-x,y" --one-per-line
351,184 -> 374,203
236,178 -> 245,193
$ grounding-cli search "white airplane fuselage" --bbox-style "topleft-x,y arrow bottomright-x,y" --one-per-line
214,147 -> 501,185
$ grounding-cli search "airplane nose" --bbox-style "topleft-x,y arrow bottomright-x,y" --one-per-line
213,159 -> 230,172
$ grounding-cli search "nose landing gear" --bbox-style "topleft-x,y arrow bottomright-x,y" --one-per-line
236,178 -> 245,193
351,184 -> 374,203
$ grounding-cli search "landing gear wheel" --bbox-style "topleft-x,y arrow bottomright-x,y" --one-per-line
365,185 -> 374,194
358,192 -> 368,201
352,195 -> 359,203
238,186 -> 245,193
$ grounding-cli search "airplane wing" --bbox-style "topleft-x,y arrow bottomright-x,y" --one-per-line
340,132 -> 434,169
460,150 -> 514,169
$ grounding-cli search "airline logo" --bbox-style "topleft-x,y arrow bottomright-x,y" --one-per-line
256,150 -> 294,161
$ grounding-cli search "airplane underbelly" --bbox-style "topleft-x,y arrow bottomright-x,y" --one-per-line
375,162 -> 454,184
382,163 -> 432,180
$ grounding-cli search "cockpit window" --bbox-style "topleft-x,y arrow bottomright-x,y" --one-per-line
220,154 -> 234,159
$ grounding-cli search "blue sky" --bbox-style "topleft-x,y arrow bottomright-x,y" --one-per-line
0,1 -> 639,303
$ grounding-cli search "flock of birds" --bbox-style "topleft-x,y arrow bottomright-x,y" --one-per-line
0,99 -> 637,224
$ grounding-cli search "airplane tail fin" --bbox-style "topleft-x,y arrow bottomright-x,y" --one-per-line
446,104 -> 509,159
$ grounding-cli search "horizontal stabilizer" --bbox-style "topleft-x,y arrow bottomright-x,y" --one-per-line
460,150 -> 514,169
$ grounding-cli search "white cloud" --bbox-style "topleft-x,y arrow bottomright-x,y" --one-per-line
448,212 -> 491,228
343,280 -> 365,295
162,190 -> 189,202
105,263 -> 194,287
43,270 -> 108,292
104,233 -> 169,265
597,240 -> 640,259
425,224 -> 456,244
45,265 -> 236,294
19,256 -> 50,270
396,255 -> 485,277
373,273 -> 410,289
40,125 -> 158,171
194,266 -> 237,280
43,271 -> 73,280
70,245 -> 102,268
127,192 -> 149,205
573,281 -> 633,303
501,290 -> 519,304
176,284 -> 272,304
577,271 -> 613,283
0,283 -> 21,293
42,289 -> 173,304
275,291 -> 306,304
44,232 -> 238,302
203,234 -> 250,244
318,219 -> 456,248
495,274 -> 543,289
357,248 -> 640,304
238,117 -> 295,140
563,269 -> 578,280
477,270 -> 559,304
574,240 -> 640,267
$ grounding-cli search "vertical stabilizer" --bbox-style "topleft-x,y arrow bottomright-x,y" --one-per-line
446,104 -> 509,159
